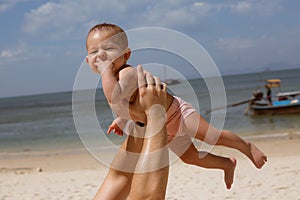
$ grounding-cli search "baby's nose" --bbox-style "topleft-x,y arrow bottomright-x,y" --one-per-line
97,51 -> 107,61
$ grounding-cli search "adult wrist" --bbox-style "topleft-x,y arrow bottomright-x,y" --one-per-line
146,104 -> 166,118
145,104 -> 167,136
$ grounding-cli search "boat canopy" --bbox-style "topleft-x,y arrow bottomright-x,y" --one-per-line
266,79 -> 281,88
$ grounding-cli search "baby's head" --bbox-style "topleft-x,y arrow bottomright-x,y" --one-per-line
85,23 -> 130,74
86,23 -> 128,50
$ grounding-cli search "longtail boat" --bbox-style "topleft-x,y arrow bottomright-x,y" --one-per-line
248,79 -> 300,115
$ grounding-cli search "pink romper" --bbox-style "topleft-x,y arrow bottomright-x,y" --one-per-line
165,96 -> 197,155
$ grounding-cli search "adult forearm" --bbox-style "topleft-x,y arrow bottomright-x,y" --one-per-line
129,106 -> 169,200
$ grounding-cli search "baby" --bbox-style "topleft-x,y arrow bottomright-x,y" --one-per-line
85,23 -> 267,189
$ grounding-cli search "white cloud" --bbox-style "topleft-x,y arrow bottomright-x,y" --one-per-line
22,0 -> 284,42
228,0 -> 283,16
0,0 -> 34,13
19,0 -> 287,59
0,2 -> 14,12
193,1 -> 223,13
127,1 -> 219,28
22,0 -> 218,40
0,44 -> 54,63
230,1 -> 252,13
138,0 -> 284,28
0,48 -> 32,64
0,49 -> 23,58
23,1 -> 86,40
22,0 -> 142,39
145,6 -> 197,27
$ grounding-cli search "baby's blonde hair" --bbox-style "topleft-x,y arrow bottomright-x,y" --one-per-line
86,23 -> 128,50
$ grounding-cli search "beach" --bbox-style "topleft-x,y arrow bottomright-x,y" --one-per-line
1,132 -> 300,200
1,68 -> 300,199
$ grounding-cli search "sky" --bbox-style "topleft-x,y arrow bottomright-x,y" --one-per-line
1,0 -> 300,98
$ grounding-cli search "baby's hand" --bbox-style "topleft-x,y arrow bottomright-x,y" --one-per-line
94,60 -> 113,75
107,118 -> 127,136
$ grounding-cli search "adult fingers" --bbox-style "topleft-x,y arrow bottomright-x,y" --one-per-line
161,82 -> 167,93
145,71 -> 155,86
145,71 -> 158,97
154,76 -> 161,91
137,65 -> 146,89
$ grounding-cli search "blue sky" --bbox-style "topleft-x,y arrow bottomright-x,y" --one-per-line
1,0 -> 300,98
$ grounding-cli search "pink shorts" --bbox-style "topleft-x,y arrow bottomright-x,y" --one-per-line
166,96 -> 196,141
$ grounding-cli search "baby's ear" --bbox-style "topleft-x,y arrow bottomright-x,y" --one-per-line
124,48 -> 131,60
85,56 -> 89,63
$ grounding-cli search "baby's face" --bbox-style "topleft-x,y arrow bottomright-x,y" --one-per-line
86,30 -> 128,75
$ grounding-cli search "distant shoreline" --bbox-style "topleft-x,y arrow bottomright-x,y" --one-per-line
1,67 -> 300,100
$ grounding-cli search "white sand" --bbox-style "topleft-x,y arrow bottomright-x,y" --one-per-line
1,135 -> 300,200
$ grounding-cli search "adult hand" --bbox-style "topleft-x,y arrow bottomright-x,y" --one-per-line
137,65 -> 168,113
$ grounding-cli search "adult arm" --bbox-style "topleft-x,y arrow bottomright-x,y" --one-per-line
93,65 -> 169,200
128,66 -> 169,199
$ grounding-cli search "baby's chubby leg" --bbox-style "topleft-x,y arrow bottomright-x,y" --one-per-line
170,138 -> 236,190
183,112 -> 267,169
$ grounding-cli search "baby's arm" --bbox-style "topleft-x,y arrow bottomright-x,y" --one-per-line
118,67 -> 138,103
99,61 -> 122,104
99,62 -> 137,105
107,117 -> 128,136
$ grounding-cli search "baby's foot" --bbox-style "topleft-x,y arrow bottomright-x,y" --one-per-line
248,142 -> 267,169
224,157 -> 237,190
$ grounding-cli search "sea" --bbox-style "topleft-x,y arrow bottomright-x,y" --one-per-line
1,68 -> 300,156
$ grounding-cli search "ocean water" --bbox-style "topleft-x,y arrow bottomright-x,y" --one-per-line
0,68 -> 300,154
